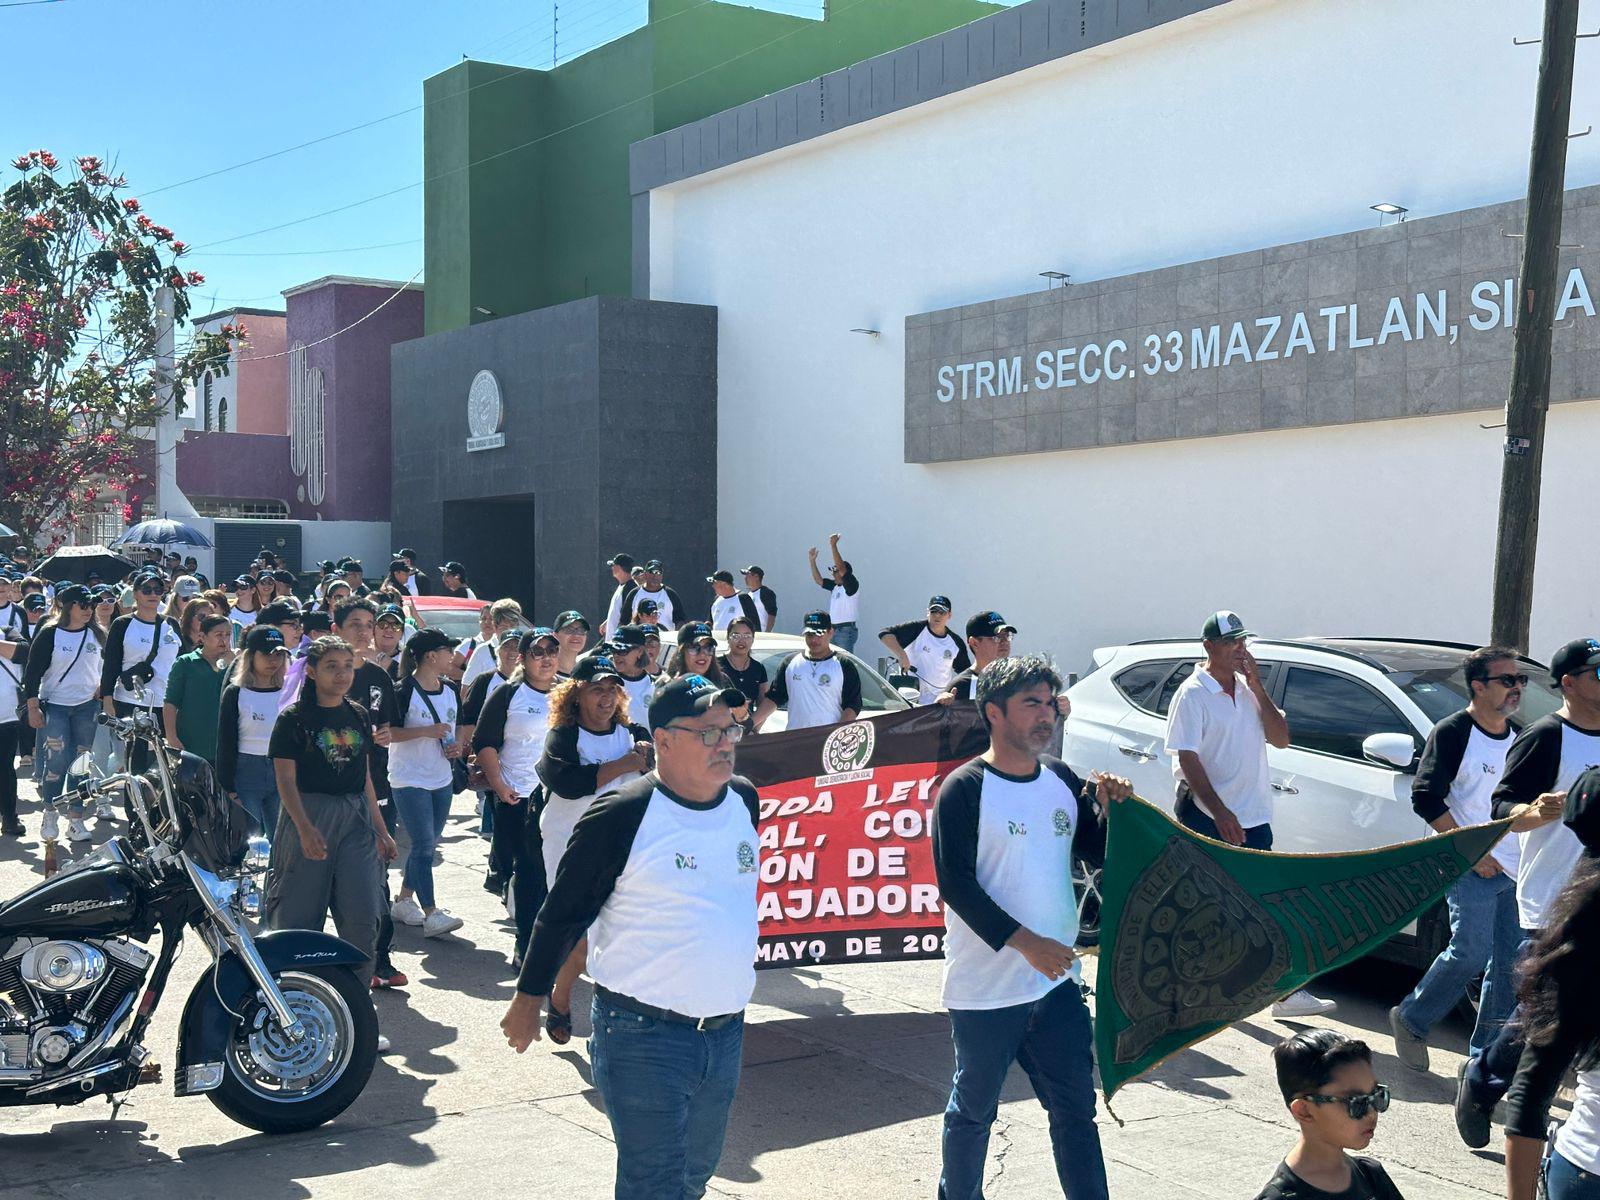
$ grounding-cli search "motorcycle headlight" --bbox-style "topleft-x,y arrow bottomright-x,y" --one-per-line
243,835 -> 271,874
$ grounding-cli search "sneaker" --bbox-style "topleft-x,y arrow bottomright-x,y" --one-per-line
371,968 -> 409,990
422,909 -> 464,938
67,817 -> 93,843
1455,1059 -> 1492,1149
94,798 -> 117,821
376,1033 -> 392,1053
1390,1005 -> 1430,1072
39,810 -> 59,842
1272,989 -> 1337,1019
390,896 -> 425,926
2,820 -> 22,837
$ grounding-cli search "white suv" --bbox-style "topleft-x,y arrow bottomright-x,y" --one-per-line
1064,638 -> 1561,965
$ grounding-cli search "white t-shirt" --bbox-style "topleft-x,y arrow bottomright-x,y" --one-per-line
605,584 -> 627,635
110,616 -> 183,707
1497,715 -> 1600,929
236,686 -> 282,757
39,626 -> 103,708
827,576 -> 860,624
619,671 -> 655,722
1164,666 -> 1274,830
388,679 -> 459,791
0,646 -> 20,725
1411,710 -> 1520,875
0,603 -> 22,637
771,652 -> 863,731
462,640 -> 498,689
937,758 -> 1087,1010
230,607 -> 258,633
709,593 -> 759,632
1558,1070 -> 1600,1179
489,682 -> 552,797
630,586 -> 677,628
588,782 -> 760,1018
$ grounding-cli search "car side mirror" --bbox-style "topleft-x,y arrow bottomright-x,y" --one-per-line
1363,732 -> 1417,772
896,686 -> 921,702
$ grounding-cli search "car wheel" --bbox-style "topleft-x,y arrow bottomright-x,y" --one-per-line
1073,857 -> 1102,948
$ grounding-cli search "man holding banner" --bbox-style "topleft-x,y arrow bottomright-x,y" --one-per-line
932,654 -> 1131,1200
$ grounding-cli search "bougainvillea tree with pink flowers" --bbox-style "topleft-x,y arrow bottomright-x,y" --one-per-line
1,150 -> 239,548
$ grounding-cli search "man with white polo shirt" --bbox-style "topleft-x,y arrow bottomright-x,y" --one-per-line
880,594 -> 971,705
741,566 -> 777,633
807,534 -> 860,653
933,654 -> 1131,1200
760,611 -> 861,731
1454,636 -> 1600,1147
502,674 -> 758,1200
1391,645 -> 1534,1076
707,570 -> 760,632
1164,609 -> 1334,1019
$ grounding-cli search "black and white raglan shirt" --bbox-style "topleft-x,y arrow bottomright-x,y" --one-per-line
460,669 -> 511,726
768,651 -> 863,731
536,718 -> 652,883
1410,709 -> 1520,875
617,668 -> 655,718
101,614 -> 183,709
517,772 -> 762,1018
880,619 -> 971,704
1492,713 -> 1600,929
0,602 -> 23,638
621,584 -> 685,629
471,679 -> 554,799
21,623 -> 103,708
709,591 -> 761,633
943,668 -> 979,702
389,677 -> 461,792
217,683 -> 285,794
932,755 -> 1106,1010
745,585 -> 777,629
821,571 -> 860,625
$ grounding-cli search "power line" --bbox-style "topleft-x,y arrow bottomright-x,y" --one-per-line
194,0 -> 875,251
195,238 -> 421,259
0,0 -> 68,8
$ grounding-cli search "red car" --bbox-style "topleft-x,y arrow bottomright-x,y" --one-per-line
403,595 -> 486,645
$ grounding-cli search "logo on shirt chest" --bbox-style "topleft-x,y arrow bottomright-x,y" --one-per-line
674,853 -> 698,871
1006,820 -> 1028,837
737,841 -> 756,873
1480,762 -> 1498,776
1052,808 -> 1071,837
248,710 -> 268,724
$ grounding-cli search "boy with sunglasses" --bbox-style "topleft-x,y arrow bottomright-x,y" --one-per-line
1257,1029 -> 1403,1199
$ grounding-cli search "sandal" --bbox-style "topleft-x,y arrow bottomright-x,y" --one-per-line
545,1003 -> 572,1045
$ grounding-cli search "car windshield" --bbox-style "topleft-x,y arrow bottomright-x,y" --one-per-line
412,606 -> 484,642
1391,666 -> 1563,727
751,646 -> 910,712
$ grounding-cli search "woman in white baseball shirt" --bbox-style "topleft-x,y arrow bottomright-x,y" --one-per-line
100,570 -> 183,782
21,584 -> 105,843
217,624 -> 292,841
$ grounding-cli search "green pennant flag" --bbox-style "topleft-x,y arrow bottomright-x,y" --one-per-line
1093,795 -> 1515,1101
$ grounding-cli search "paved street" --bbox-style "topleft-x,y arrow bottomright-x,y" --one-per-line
0,782 -> 1514,1199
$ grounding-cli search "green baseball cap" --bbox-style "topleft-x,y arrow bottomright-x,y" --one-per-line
1202,610 -> 1252,642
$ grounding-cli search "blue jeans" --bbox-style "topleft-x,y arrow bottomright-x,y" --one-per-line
1398,868 -> 1524,1050
590,994 -> 744,1200
942,981 -> 1107,1200
393,784 -> 452,909
833,622 -> 859,654
1465,935 -> 1536,1111
234,752 -> 281,841
39,699 -> 99,814
1549,1149 -> 1600,1198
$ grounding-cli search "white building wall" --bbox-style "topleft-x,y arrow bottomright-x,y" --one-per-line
649,0 -> 1600,671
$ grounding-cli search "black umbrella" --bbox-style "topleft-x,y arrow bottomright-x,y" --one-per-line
0,521 -> 18,540
35,545 -> 139,585
112,518 -> 213,550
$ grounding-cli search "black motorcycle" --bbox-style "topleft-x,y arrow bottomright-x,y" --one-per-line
0,708 -> 378,1133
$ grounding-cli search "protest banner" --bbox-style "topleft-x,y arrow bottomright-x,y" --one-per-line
739,704 -> 989,968
1093,794 -> 1515,1099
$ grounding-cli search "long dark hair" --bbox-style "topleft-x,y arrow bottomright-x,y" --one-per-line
664,643 -> 732,686
1519,854 -> 1600,1052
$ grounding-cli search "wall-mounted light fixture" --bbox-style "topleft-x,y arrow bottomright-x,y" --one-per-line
1370,203 -> 1408,226
473,305 -> 497,317
1039,270 -> 1071,289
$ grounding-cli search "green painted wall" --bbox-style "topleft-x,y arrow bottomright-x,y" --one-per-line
423,0 -> 1004,335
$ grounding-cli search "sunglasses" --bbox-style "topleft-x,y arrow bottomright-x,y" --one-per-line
1299,1084 -> 1389,1120
665,723 -> 745,747
728,630 -> 755,640
1487,673 -> 1530,688
525,644 -> 559,658
137,584 -> 165,596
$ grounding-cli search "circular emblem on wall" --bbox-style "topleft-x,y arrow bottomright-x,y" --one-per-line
821,720 -> 875,776
467,370 -> 503,439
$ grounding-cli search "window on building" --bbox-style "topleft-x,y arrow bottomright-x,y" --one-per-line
189,497 -> 289,520
217,397 -> 229,433
202,373 -> 212,431
88,508 -> 125,546
1279,668 -> 1412,761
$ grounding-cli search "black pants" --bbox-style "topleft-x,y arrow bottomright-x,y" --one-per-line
113,701 -> 160,775
491,793 -> 547,958
0,722 -> 18,823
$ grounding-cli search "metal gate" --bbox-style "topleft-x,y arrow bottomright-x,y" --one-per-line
214,521 -> 303,582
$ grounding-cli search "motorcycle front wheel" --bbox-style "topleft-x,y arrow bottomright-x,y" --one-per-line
208,965 -> 379,1134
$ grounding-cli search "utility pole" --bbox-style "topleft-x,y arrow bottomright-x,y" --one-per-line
1491,0 -> 1581,651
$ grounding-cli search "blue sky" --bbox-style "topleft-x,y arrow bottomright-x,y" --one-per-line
3,0 -> 998,321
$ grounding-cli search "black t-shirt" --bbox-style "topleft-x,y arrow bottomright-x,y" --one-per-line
269,697 -> 372,796
1253,1157 -> 1404,1200
353,661 -> 397,799
717,654 -> 768,712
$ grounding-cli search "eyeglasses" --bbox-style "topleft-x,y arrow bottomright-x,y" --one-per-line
664,723 -> 745,747
1299,1084 -> 1389,1120
728,631 -> 755,641
1487,673 -> 1530,688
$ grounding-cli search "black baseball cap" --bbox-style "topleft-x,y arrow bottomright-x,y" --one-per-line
636,599 -> 660,616
966,611 -> 1018,639
643,559 -> 664,573
569,652 -> 623,684
1565,766 -> 1600,854
677,621 -> 715,648
803,610 -> 834,633
236,574 -> 257,587
707,570 -> 735,586
342,558 -> 363,572
408,627 -> 455,658
1202,610 -> 1252,641
395,547 -> 418,560
258,601 -> 301,626
496,627 -> 530,649
647,674 -> 745,732
318,559 -> 337,574
741,565 -> 765,578
302,611 -> 332,635
518,626 -> 560,653
553,609 -> 590,632
243,625 -> 290,655
375,604 -> 406,626
441,560 -> 466,576
1550,638 -> 1600,683
606,553 -> 636,570
388,558 -> 410,574
22,593 -> 47,612
271,569 -> 296,584
928,594 -> 952,613
56,583 -> 92,607
609,624 -> 649,650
